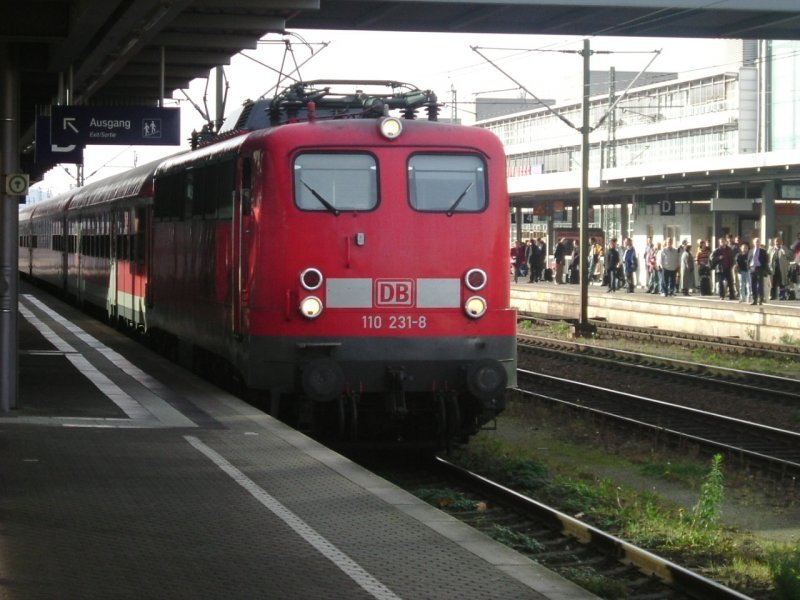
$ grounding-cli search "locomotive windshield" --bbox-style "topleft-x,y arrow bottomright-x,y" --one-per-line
294,153 -> 378,212
408,155 -> 486,214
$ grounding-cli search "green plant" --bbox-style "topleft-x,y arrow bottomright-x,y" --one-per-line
779,333 -> 800,347
414,488 -> 481,511
690,454 -> 725,534
550,321 -> 573,338
560,567 -> 628,599
489,524 -> 545,554
767,541 -> 800,600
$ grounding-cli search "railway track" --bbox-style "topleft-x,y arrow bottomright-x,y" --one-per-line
518,312 -> 800,361
515,368 -> 800,478
517,332 -> 800,401
361,453 -> 753,600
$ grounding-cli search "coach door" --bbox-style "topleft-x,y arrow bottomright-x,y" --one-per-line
232,157 -> 253,337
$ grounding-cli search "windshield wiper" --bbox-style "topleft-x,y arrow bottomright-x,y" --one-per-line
446,182 -> 474,216
301,181 -> 340,216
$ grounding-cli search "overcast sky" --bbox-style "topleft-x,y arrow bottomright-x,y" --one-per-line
30,30 -> 743,197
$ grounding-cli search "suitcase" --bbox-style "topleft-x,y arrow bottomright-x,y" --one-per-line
544,268 -> 553,282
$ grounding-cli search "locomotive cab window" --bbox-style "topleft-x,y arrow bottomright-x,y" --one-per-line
294,153 -> 377,213
408,154 -> 487,214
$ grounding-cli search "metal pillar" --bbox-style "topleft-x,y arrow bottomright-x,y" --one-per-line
575,39 -> 595,337
0,44 -> 19,412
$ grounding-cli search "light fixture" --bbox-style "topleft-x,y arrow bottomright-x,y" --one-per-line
300,267 -> 323,291
464,296 -> 487,318
465,268 -> 487,291
299,296 -> 323,319
378,116 -> 403,140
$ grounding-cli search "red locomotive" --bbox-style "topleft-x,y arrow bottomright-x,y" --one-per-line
19,81 -> 517,446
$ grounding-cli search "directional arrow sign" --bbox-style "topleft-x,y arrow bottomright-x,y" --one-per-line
35,115 -> 84,166
51,106 -> 180,146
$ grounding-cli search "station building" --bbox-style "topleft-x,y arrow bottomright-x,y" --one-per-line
476,40 -> 800,260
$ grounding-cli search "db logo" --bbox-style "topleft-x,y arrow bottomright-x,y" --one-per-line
375,279 -> 415,306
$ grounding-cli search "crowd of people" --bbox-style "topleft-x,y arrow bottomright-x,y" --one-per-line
511,232 -> 800,304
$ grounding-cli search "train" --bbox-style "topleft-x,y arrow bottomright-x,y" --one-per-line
19,80 -> 517,446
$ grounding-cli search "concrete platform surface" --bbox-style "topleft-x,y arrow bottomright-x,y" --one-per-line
1,283 -> 597,600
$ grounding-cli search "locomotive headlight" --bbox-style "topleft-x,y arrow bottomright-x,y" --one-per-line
379,116 -> 403,140
465,268 -> 487,291
300,267 -> 323,291
464,296 -> 487,319
299,296 -> 323,319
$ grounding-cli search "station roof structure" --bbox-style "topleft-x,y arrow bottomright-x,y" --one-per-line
4,0 -> 800,176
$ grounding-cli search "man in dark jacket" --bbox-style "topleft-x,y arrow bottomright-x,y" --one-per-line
748,237 -> 769,305
526,239 -> 540,283
604,238 -> 621,293
553,238 -> 567,284
710,238 -> 735,300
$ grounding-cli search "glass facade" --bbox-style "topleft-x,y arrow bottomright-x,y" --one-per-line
769,40 -> 800,151
481,73 -> 741,176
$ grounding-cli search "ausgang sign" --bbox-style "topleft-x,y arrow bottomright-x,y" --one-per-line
50,106 -> 180,146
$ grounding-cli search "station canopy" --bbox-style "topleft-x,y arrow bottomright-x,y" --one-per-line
5,0 -> 800,179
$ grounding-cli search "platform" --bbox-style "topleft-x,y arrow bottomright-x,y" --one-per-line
511,280 -> 800,343
1,282 -> 596,600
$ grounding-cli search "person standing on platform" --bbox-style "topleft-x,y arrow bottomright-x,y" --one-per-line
791,233 -> 800,261
658,237 -> 679,296
711,237 -> 736,300
642,237 -> 654,292
605,238 -> 621,292
768,237 -> 790,300
730,235 -> 742,298
680,243 -> 696,296
537,238 -> 548,281
526,239 -> 540,283
748,238 -> 769,305
510,240 -> 525,284
648,241 -> 661,293
588,237 -> 601,285
553,238 -> 567,285
696,240 -> 712,296
622,238 -> 637,293
735,241 -> 751,303
567,245 -> 580,284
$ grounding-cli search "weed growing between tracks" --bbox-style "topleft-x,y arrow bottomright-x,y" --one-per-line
445,401 -> 799,599
767,542 -> 800,599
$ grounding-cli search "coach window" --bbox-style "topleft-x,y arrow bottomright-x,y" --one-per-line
154,173 -> 183,220
408,154 -> 486,214
294,153 -> 377,212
